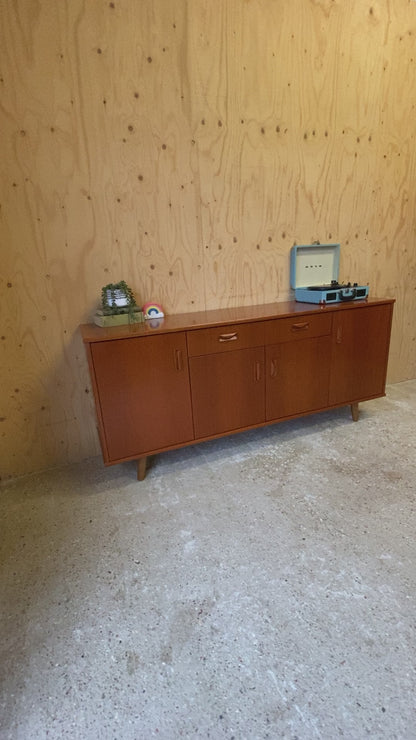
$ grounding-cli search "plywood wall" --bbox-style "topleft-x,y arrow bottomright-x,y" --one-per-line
1,0 -> 416,479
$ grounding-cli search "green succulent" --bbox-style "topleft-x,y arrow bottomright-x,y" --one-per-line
101,281 -> 138,316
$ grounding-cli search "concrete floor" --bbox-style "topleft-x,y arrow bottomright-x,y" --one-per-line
1,381 -> 416,740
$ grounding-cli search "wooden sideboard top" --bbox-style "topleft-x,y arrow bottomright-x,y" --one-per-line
80,297 -> 395,343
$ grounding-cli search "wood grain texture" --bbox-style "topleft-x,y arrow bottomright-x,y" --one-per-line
1,0 -> 415,478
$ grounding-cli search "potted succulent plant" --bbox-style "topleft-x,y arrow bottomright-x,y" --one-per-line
94,281 -> 144,327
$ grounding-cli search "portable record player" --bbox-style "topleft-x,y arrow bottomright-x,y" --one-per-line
290,243 -> 369,304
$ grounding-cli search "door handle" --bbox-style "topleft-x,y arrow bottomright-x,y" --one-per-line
218,332 -> 238,342
174,349 -> 183,371
270,358 -> 277,378
336,326 -> 342,344
255,361 -> 262,382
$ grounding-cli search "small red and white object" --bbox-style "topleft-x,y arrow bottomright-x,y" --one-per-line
142,302 -> 164,319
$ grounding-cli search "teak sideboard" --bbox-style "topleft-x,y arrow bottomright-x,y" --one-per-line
80,298 -> 394,480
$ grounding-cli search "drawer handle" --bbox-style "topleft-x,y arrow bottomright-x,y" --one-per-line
219,332 -> 238,342
291,322 -> 309,331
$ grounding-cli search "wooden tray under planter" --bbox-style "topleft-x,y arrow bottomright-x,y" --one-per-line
93,311 -> 145,327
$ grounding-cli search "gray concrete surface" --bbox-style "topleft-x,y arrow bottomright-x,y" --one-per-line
1,380 -> 416,739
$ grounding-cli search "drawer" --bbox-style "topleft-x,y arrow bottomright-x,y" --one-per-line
187,321 -> 265,357
264,313 -> 332,344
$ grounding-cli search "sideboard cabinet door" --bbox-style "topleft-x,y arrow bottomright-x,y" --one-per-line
266,336 -> 331,420
90,333 -> 194,461
329,304 -> 393,406
189,347 -> 265,439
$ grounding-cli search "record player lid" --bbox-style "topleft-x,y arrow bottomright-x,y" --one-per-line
290,243 -> 340,290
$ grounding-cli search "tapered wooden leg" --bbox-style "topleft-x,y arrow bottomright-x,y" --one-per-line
351,402 -> 359,422
137,457 -> 147,480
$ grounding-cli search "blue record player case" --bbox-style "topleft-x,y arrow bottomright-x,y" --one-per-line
290,243 -> 369,304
